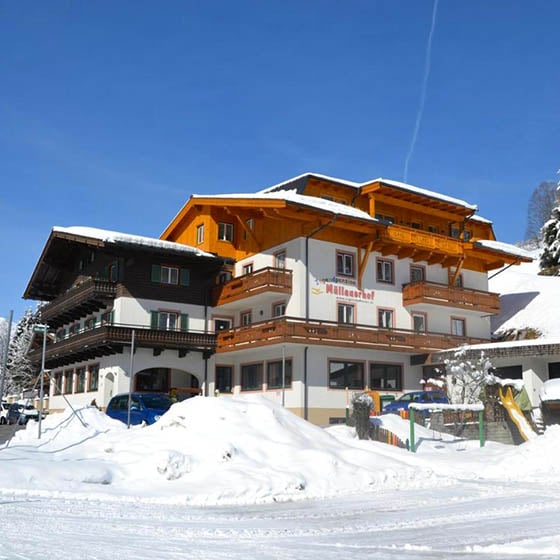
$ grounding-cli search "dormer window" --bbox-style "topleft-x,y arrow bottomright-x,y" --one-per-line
218,222 -> 234,242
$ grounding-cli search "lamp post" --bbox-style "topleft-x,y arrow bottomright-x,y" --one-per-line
33,324 -> 49,439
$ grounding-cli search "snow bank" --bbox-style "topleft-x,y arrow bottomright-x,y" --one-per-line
0,396 -> 435,505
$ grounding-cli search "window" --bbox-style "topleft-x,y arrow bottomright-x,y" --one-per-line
375,213 -> 394,224
84,316 -> 97,330
151,311 -> 188,332
267,360 -> 292,389
411,222 -> 422,229
215,365 -> 233,393
218,222 -> 234,242
272,302 -> 286,317
338,303 -> 355,325
243,218 -> 254,240
378,308 -> 394,329
76,367 -> 86,393
108,262 -> 119,282
240,311 -> 252,326
214,318 -> 232,331
410,265 -> 425,283
243,263 -> 253,275
151,265 -> 190,286
412,313 -> 426,333
275,251 -> 286,269
53,372 -> 62,396
336,252 -> 354,277
241,363 -> 263,391
101,310 -> 113,325
88,364 -> 99,392
450,226 -> 461,239
64,370 -> 73,394
549,362 -> 560,380
451,317 -> 466,337
377,258 -> 394,283
369,363 -> 402,390
196,224 -> 204,244
329,360 -> 364,389
491,365 -> 522,380
219,270 -> 232,284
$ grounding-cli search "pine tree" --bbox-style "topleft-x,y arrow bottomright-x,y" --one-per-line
540,200 -> 560,276
6,307 -> 42,393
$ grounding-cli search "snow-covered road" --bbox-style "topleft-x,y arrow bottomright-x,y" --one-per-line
3,480 -> 560,559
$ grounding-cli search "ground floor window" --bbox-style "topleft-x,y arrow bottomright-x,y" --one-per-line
241,363 -> 263,391
329,360 -> 364,389
64,370 -> 73,394
52,372 -> 62,395
76,367 -> 86,393
88,364 -> 99,391
267,359 -> 292,389
549,362 -> 560,379
491,365 -> 523,380
216,365 -> 233,393
369,363 -> 402,390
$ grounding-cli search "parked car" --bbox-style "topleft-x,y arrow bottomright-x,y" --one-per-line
105,393 -> 173,425
7,403 -> 41,425
382,390 -> 449,415
0,401 -> 9,425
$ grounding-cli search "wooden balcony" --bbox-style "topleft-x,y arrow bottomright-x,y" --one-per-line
28,324 -> 217,369
373,226 -> 464,263
212,267 -> 292,307
402,281 -> 500,315
40,278 -> 118,328
216,316 -> 488,353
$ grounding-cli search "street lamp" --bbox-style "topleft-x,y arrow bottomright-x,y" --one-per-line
33,324 -> 49,439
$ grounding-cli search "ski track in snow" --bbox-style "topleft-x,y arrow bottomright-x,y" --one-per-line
2,481 -> 560,559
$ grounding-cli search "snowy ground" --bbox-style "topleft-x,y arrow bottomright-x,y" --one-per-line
1,396 -> 560,559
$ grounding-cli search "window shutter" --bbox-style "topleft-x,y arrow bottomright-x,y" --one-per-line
180,268 -> 190,286
151,264 -> 161,283
180,313 -> 189,332
103,265 -> 109,281
150,311 -> 159,329
111,261 -> 119,282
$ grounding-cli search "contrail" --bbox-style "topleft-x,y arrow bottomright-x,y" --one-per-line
403,0 -> 439,183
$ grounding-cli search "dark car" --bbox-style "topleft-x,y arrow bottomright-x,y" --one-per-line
105,393 -> 173,425
382,390 -> 449,415
7,403 -> 40,425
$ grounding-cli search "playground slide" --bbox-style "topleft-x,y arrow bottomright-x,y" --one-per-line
499,387 -> 537,442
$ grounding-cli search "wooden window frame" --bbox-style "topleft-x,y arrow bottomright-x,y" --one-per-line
376,257 -> 395,284
218,222 -> 234,242
412,311 -> 427,333
196,223 -> 205,244
369,362 -> 403,391
451,316 -> 466,337
328,359 -> 365,390
336,250 -> 355,278
266,359 -> 293,390
337,301 -> 356,325
377,307 -> 395,329
215,364 -> 234,394
410,264 -> 425,283
240,362 -> 264,392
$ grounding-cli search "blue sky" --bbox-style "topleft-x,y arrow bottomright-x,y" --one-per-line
1,0 -> 559,321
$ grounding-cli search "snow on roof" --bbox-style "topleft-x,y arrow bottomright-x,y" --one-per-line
191,190 -> 378,223
259,173 -> 479,212
539,379 -> 560,402
474,240 -> 534,260
371,177 -> 478,211
53,226 -> 217,259
259,172 -> 362,193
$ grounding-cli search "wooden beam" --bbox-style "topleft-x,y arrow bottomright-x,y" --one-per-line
357,241 -> 374,290
233,214 -> 262,251
449,257 -> 465,286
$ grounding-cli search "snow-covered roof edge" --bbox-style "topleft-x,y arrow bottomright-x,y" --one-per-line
189,190 -> 378,223
53,226 -> 218,259
473,240 -> 534,260
259,172 -> 362,193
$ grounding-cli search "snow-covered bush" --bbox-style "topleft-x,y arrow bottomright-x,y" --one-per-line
444,347 -> 494,404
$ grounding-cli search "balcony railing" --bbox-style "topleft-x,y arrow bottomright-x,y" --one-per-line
212,267 -> 292,306
402,282 -> 500,315
382,226 -> 464,255
28,323 -> 217,369
216,316 -> 488,353
40,278 -> 118,328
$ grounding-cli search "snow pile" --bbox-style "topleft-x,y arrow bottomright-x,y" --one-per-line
539,378 -> 560,402
0,396 -> 436,505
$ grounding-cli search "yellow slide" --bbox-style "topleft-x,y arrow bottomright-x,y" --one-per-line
499,387 -> 537,442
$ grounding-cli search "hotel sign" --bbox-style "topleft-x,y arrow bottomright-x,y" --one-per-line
312,278 -> 375,303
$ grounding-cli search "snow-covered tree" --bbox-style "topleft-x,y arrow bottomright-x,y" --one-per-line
525,180 -> 559,242
444,347 -> 494,404
6,307 -> 42,393
540,194 -> 560,276
0,317 -> 9,397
